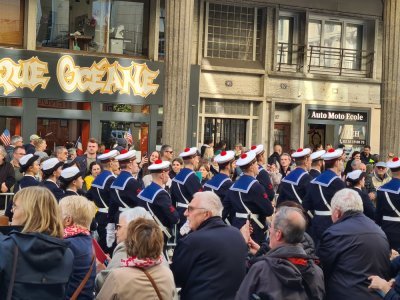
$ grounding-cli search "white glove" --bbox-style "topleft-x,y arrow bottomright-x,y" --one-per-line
179,220 -> 191,236
106,223 -> 115,248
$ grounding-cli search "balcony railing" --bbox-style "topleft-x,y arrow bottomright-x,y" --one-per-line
276,42 -> 375,78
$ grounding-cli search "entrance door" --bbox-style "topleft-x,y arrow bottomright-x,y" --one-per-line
204,118 -> 247,149
274,122 -> 291,153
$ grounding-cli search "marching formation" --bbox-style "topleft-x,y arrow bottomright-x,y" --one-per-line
0,135 -> 400,299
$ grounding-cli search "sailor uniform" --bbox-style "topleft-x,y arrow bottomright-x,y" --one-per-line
256,165 -> 275,201
224,174 -> 274,244
376,178 -> 400,250
86,170 -> 116,251
109,170 -> 142,224
203,173 -> 232,202
277,168 -> 312,206
41,179 -> 65,201
170,168 -> 203,227
309,169 -> 321,179
351,187 -> 375,221
303,169 -> 346,244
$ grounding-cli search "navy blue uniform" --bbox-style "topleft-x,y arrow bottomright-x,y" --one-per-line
170,168 -> 202,227
224,174 -> 274,244
277,168 -> 312,206
351,187 -> 375,221
303,169 -> 346,245
309,168 -> 321,179
109,170 -> 142,224
256,165 -> 275,201
376,178 -> 400,250
41,179 -> 65,201
86,170 -> 115,252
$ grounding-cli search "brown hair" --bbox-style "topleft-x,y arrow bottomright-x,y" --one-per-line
14,186 -> 64,238
88,138 -> 98,145
125,218 -> 163,259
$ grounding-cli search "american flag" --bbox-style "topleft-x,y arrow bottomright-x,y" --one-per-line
75,136 -> 84,156
124,128 -> 133,145
0,129 -> 11,146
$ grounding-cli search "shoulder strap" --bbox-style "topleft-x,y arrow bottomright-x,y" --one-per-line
70,254 -> 95,300
6,245 -> 18,300
238,192 -> 265,230
318,185 -> 332,211
385,192 -> 400,217
139,267 -> 163,300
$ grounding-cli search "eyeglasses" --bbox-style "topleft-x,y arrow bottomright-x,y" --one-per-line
377,166 -> 386,170
187,206 -> 207,213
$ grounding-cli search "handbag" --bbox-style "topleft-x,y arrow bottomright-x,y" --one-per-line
138,267 -> 163,300
70,254 -> 95,300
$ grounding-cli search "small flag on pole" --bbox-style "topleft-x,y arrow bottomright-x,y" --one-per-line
0,129 -> 11,146
124,128 -> 133,145
75,136 -> 84,156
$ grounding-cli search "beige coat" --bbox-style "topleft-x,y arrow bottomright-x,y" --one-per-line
96,264 -> 176,300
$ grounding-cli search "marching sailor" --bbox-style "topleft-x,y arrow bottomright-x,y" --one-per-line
250,145 -> 275,201
309,150 -> 326,179
303,148 -> 346,245
138,159 -> 179,246
59,166 -> 85,197
375,156 -> 400,250
170,147 -> 202,228
86,149 -> 119,252
277,148 -> 312,206
41,157 -> 65,201
224,151 -> 274,244
108,150 -> 142,232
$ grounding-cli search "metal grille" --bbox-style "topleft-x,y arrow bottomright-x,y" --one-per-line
207,3 -> 261,61
204,118 -> 247,150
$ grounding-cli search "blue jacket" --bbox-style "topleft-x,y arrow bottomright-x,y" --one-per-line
318,211 -> 391,300
171,217 -> 247,300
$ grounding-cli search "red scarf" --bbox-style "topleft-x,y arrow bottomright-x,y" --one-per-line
64,224 -> 90,238
120,255 -> 163,268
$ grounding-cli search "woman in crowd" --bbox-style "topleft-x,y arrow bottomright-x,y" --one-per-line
59,195 -> 97,299
41,157 -> 65,201
198,162 -> 212,185
33,138 -> 48,160
59,166 -> 85,197
169,157 -> 183,179
97,218 -> 176,300
140,150 -> 161,178
0,186 -> 73,299
0,145 -> 15,209
344,151 -> 361,176
95,207 -> 153,293
84,161 -> 102,191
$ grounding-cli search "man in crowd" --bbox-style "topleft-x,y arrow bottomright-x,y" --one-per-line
309,150 -> 325,178
5,135 -> 23,162
279,153 -> 291,179
55,146 -> 68,163
236,206 -> 325,300
318,189 -> 390,299
160,144 -> 174,162
171,191 -> 247,300
10,146 -> 25,190
76,138 -> 100,175
251,145 -> 275,201
268,143 -> 282,166
365,161 -> 391,204
361,145 -> 374,165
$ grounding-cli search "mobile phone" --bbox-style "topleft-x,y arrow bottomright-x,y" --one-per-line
143,152 -> 148,157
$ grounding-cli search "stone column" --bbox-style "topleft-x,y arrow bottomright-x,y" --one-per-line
163,0 -> 194,151
381,0 -> 400,157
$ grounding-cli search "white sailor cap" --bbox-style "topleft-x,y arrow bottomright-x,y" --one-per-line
250,145 -> 264,155
98,149 -> 119,162
179,147 -> 198,159
310,150 -> 326,161
375,161 -> 387,168
20,154 -> 39,173
236,151 -> 256,167
291,148 -> 312,159
41,158 -> 64,174
387,157 -> 400,169
115,150 -> 136,162
148,159 -> 171,172
214,150 -> 235,164
321,148 -> 343,161
60,166 -> 81,182
346,169 -> 366,183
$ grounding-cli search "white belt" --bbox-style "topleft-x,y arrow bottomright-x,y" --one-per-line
97,208 -> 108,213
119,207 -> 130,212
383,216 -> 400,222
177,202 -> 188,208
314,210 -> 332,216
236,213 -> 259,219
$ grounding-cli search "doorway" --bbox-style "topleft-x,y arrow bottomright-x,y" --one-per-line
274,122 -> 291,153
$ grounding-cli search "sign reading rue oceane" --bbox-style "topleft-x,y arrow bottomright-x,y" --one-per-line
0,48 -> 163,104
308,109 -> 368,122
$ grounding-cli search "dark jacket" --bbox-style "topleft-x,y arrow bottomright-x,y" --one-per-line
0,231 -> 74,300
171,217 -> 247,300
351,187 -> 375,220
65,234 -> 95,300
24,143 -> 35,155
318,211 -> 391,300
268,152 -> 281,166
236,244 -> 325,300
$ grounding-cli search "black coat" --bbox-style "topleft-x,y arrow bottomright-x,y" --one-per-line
41,180 -> 65,202
256,166 -> 275,201
0,231 -> 74,300
318,211 -> 391,300
171,217 -> 247,300
351,187 -> 375,220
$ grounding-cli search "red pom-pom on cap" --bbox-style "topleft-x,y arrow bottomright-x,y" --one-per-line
120,149 -> 128,154
297,148 -> 303,152
221,151 -> 227,156
104,149 -> 110,153
184,147 -> 190,152
393,157 -> 399,162
251,145 -> 257,150
328,148 -> 335,153
241,153 -> 247,159
155,159 -> 162,164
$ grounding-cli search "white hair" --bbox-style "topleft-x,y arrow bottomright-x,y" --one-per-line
331,188 -> 363,213
119,207 -> 152,224
194,191 -> 223,217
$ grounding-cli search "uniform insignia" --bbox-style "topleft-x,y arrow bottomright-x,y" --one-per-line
138,182 -> 165,204
203,173 -> 231,190
230,175 -> 258,193
91,170 -> 115,189
111,170 -> 134,190
172,168 -> 195,185
378,178 -> 400,194
281,168 -> 307,186
311,169 -> 339,187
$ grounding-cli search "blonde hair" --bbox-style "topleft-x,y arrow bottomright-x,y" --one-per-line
14,186 -> 64,238
33,138 -> 45,149
59,196 -> 97,229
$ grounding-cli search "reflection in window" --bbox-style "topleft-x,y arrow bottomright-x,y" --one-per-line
101,104 -> 149,114
278,17 -> 294,64
38,100 -> 91,110
0,117 -> 21,141
345,24 -> 363,70
0,0 -> 24,47
0,98 -> 22,107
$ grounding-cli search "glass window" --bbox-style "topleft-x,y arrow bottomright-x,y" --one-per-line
38,100 -> 91,110
0,98 -> 22,107
0,0 -> 24,47
345,24 -> 363,70
0,117 -> 22,142
277,16 -> 294,66
308,20 -> 321,47
101,103 -> 149,113
159,0 -> 165,59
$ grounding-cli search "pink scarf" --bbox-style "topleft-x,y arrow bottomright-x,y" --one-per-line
64,224 -> 90,238
120,255 -> 163,268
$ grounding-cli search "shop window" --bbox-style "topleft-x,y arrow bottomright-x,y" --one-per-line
101,103 -> 149,114
0,0 -> 24,47
158,0 -> 165,59
0,117 -> 22,143
36,0 -> 149,57
38,99 -> 91,110
204,118 -> 247,150
205,100 -> 250,115
205,3 -> 262,61
0,98 -> 22,107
